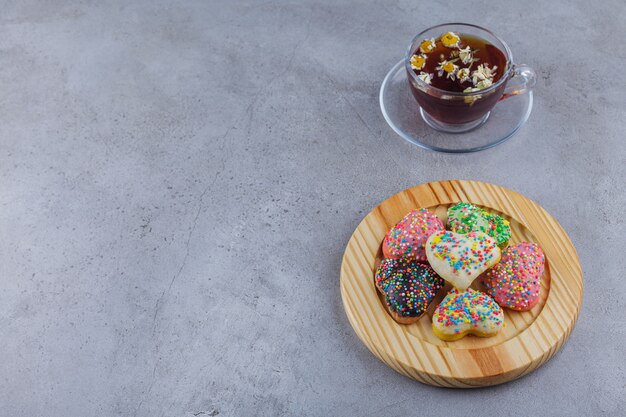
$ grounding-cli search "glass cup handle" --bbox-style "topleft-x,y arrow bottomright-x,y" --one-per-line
499,64 -> 536,101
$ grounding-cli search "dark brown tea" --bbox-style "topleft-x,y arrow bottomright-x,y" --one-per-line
407,32 -> 509,125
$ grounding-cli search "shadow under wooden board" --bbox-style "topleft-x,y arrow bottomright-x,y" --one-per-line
340,180 -> 583,387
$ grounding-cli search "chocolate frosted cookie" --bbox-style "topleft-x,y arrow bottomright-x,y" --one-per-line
375,259 -> 444,324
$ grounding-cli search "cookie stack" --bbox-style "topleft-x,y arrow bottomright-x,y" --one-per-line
375,202 -> 545,341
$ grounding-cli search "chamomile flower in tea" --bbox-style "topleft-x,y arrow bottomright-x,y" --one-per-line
410,54 -> 427,70
441,32 -> 461,48
417,72 -> 433,84
457,67 -> 471,83
463,89 -> 482,105
458,46 -> 474,65
419,38 -> 436,53
436,60 -> 458,80
475,79 -> 493,90
471,64 -> 498,85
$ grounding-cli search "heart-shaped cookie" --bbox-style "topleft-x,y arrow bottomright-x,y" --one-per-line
382,208 -> 444,261
483,242 -> 545,311
432,288 -> 504,341
425,230 -> 501,290
447,202 -> 511,249
375,258 -> 444,324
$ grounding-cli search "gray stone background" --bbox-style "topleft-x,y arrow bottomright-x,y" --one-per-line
0,0 -> 624,416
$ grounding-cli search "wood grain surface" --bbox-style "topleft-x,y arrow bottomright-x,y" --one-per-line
340,180 -> 583,387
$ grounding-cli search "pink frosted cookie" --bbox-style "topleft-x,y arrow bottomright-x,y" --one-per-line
382,208 -> 444,261
482,242 -> 545,311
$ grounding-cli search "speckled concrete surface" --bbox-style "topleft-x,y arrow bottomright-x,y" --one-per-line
0,1 -> 624,416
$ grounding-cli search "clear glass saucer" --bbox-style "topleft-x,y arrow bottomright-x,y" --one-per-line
380,60 -> 533,153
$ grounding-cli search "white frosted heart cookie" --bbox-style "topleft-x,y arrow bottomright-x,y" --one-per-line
425,230 -> 501,290
432,288 -> 504,341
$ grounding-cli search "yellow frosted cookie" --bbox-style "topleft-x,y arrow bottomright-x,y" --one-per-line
432,288 -> 504,341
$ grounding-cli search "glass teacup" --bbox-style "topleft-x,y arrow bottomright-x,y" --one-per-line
406,23 -> 536,133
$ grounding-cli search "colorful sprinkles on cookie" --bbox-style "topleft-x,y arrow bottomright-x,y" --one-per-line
426,230 -> 501,290
375,258 -> 444,323
382,208 -> 444,261
447,202 -> 511,248
483,242 -> 545,311
432,288 -> 504,341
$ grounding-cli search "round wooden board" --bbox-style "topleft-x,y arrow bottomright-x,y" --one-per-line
340,180 -> 583,387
